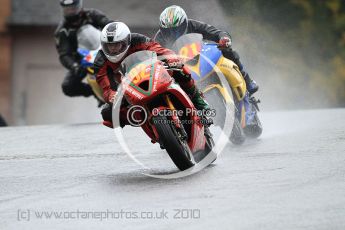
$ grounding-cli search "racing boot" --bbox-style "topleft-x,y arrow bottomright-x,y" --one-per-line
102,120 -> 113,128
185,85 -> 210,111
242,72 -> 258,95
101,103 -> 113,128
101,113 -> 129,128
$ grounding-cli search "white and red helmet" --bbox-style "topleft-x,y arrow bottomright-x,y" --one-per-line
100,22 -> 131,63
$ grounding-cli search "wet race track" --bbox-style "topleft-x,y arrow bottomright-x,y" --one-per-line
0,109 -> 344,229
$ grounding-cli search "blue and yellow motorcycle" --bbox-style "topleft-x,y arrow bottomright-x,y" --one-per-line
76,24 -> 104,104
173,33 -> 262,144
77,48 -> 104,103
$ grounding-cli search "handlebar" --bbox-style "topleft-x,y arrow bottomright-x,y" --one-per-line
163,64 -> 184,72
204,42 -> 219,46
204,42 -> 231,50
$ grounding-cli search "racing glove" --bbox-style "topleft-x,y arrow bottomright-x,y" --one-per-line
71,63 -> 87,78
218,36 -> 232,49
165,56 -> 184,69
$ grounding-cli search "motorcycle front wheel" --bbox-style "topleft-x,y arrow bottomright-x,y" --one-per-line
153,115 -> 195,171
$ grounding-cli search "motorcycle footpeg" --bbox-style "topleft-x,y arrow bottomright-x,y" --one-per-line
249,96 -> 260,103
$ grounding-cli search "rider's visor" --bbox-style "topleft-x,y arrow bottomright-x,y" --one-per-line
102,40 -> 129,56
161,20 -> 188,41
62,5 -> 82,17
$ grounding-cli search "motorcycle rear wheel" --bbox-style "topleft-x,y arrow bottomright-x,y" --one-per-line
230,117 -> 245,145
243,112 -> 263,138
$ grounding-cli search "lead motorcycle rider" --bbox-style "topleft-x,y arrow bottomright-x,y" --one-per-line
94,22 -> 209,128
154,5 -> 259,95
55,0 -> 112,100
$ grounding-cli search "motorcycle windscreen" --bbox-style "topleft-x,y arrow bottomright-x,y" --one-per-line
121,51 -> 158,74
171,33 -> 221,80
171,33 -> 203,61
77,24 -> 101,50
120,51 -> 159,94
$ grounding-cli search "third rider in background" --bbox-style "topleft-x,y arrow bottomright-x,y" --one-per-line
55,0 -> 113,101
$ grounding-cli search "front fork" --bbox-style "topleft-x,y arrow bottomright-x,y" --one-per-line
164,95 -> 188,140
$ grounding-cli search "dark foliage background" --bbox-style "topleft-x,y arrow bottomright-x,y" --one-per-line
219,0 -> 345,109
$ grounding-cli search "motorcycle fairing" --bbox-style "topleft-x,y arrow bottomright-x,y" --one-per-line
237,93 -> 256,128
215,56 -> 247,101
78,47 -> 104,102
124,62 -> 173,105
183,43 -> 246,101
78,48 -> 98,67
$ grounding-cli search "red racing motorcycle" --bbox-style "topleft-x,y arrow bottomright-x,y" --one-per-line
114,51 -> 215,171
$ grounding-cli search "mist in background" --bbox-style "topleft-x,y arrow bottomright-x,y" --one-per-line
217,0 -> 345,110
